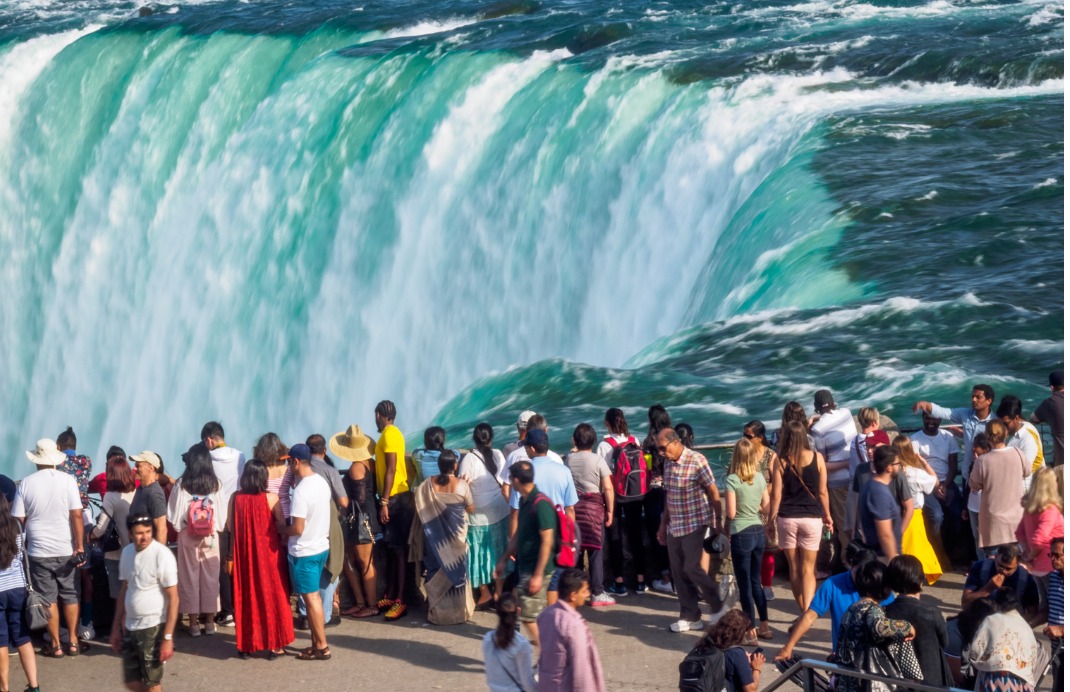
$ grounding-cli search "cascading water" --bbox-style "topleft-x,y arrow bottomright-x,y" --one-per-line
0,0 -> 1062,469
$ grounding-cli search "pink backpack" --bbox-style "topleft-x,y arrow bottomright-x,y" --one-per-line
187,496 -> 215,537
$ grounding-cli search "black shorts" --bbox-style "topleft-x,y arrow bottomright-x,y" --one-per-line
382,492 -> 414,549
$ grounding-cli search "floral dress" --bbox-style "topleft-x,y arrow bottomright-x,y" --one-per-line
834,599 -> 913,692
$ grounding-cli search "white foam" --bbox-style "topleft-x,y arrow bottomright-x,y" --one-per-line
915,190 -> 938,200
383,17 -> 482,40
1034,177 -> 1058,188
1007,339 -> 1064,354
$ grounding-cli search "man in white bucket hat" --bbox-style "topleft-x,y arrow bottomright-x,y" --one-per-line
12,439 -> 86,657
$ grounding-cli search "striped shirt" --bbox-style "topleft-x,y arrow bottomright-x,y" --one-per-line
1049,570 -> 1064,629
0,534 -> 26,593
664,447 -> 716,537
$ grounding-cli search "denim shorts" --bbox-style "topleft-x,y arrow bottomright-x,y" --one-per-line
288,551 -> 328,595
0,588 -> 30,648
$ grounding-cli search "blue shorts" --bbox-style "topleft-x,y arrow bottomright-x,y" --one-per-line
288,551 -> 328,595
0,588 -> 30,648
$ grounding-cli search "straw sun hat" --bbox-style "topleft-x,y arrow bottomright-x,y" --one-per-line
329,425 -> 375,462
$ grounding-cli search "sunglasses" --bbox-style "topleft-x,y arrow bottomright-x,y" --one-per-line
1050,552 -> 1063,559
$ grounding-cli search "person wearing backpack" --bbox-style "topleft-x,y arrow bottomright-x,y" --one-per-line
597,408 -> 648,598
166,443 -> 226,638
495,458 -> 564,656
681,609 -> 765,692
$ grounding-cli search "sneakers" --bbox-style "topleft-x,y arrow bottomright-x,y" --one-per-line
635,582 -> 648,594
669,619 -> 705,633
383,601 -> 407,621
215,613 -> 235,627
188,625 -> 201,638
764,586 -> 775,601
376,597 -> 395,611
590,593 -> 616,607
651,578 -> 675,594
204,621 -> 217,636
607,582 -> 628,597
77,622 -> 95,641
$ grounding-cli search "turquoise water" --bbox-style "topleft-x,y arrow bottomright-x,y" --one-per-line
0,0 -> 1062,467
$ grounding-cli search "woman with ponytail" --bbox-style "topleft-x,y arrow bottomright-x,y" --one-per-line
459,423 -> 510,610
482,594 -> 536,691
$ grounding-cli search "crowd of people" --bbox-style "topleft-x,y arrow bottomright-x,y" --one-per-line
0,371 -> 1061,692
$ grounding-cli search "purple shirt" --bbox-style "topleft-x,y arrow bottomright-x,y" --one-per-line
536,601 -> 605,692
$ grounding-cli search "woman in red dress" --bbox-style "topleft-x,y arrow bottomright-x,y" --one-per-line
226,459 -> 294,659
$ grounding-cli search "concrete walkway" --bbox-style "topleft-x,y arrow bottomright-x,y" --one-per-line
17,572 -> 973,692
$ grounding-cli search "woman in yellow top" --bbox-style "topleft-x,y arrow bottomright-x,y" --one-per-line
891,436 -> 942,584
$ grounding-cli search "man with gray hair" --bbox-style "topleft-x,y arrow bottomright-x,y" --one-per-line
655,428 -> 724,633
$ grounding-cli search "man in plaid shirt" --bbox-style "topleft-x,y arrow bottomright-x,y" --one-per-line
656,428 -> 725,633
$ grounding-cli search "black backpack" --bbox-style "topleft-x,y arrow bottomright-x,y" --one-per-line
679,645 -> 726,692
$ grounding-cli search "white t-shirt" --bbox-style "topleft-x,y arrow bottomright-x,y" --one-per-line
289,474 -> 331,557
11,469 -> 81,558
595,434 -> 639,470
210,446 -> 246,501
902,466 -> 937,508
910,429 -> 958,482
500,446 -> 564,485
119,540 -> 178,632
811,408 -> 857,486
459,451 -> 510,527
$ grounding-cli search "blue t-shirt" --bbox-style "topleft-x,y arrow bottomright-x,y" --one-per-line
859,479 -> 901,554
723,646 -> 754,692
808,571 -> 894,648
964,559 -> 1040,613
509,457 -> 578,510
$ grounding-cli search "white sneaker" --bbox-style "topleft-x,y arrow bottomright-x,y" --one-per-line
188,625 -> 201,638
591,593 -> 616,607
77,622 -> 95,641
651,578 -> 675,594
669,619 -> 705,633
764,586 -> 775,601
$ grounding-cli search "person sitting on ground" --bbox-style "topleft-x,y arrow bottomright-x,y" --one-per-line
945,597 -> 999,688
884,554 -> 953,687
655,428 -> 726,633
969,420 -> 1031,555
890,436 -> 941,582
775,546 -> 890,662
769,420 -> 832,612
535,568 -> 605,692
692,609 -> 766,692
914,384 -> 997,560
459,422 -> 511,611
413,450 -> 475,625
13,438 -> 86,658
857,446 -> 904,559
226,459 -> 292,660
968,588 -> 1043,692
1015,466 -> 1063,604
166,443 -> 226,638
998,395 -> 1045,479
832,560 -> 915,692
0,494 -> 39,692
725,437 -> 772,643
110,514 -> 179,692
910,411 -> 960,568
482,594 -> 536,692
563,423 -> 615,607
1031,370 -> 1063,467
962,545 -> 1040,621
1044,537 -> 1063,692
808,390 -> 856,566
494,460 -> 557,656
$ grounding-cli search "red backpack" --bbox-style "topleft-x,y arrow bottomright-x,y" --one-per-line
187,496 -> 215,537
607,436 -> 648,503
531,493 -> 577,568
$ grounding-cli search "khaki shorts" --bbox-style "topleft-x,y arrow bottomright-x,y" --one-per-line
517,573 -> 549,623
122,624 -> 165,688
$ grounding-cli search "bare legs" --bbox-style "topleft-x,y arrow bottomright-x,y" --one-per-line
342,544 -> 377,617
783,547 -> 818,612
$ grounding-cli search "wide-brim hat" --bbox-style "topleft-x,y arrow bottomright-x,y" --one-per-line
26,439 -> 66,467
329,425 -> 375,462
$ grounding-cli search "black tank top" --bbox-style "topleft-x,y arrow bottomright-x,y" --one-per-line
779,455 -> 823,519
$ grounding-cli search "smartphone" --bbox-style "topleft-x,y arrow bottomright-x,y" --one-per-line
753,647 -> 765,656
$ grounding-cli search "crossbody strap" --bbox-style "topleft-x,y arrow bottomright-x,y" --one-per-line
19,534 -> 35,594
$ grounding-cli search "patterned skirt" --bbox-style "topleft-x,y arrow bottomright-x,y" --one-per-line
978,671 -> 1034,692
467,516 -> 508,587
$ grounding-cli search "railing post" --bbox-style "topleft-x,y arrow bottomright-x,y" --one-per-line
803,667 -> 815,692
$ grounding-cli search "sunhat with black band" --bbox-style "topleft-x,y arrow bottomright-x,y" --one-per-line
329,425 -> 375,462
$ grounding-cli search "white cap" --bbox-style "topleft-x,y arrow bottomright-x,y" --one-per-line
517,410 -> 537,428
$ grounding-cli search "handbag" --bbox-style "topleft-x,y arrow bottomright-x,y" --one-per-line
99,512 -> 122,553
20,539 -> 51,631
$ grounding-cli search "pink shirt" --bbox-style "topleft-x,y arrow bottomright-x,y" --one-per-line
536,601 -> 605,692
1016,505 -> 1064,576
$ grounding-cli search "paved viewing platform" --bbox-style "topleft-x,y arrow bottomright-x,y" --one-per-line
17,571 -> 979,691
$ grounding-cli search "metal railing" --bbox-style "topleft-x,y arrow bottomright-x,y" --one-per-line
763,657 -> 972,692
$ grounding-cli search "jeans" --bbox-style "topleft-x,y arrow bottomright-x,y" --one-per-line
218,531 -> 234,617
1052,637 -> 1063,692
608,502 -> 646,584
968,509 -> 985,561
730,525 -> 768,628
643,488 -> 670,578
296,571 -> 339,626
667,527 -> 724,622
922,482 -> 960,569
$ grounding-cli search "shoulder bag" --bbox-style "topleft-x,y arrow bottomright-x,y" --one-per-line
21,538 -> 51,631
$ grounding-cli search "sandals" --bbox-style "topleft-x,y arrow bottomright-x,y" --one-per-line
757,629 -> 775,640
67,641 -> 88,656
40,645 -> 64,659
268,649 -> 285,660
296,646 -> 331,661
